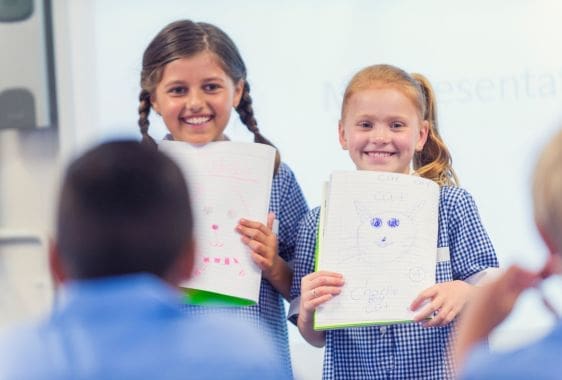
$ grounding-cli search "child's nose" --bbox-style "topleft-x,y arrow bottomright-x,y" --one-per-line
370,128 -> 390,144
186,90 -> 204,112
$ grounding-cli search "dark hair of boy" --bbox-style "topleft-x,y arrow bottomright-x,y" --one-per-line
54,140 -> 193,280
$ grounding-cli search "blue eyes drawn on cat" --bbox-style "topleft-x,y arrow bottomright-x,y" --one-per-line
370,217 -> 400,229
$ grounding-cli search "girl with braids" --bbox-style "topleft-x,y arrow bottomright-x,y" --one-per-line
289,64 -> 499,379
138,20 -> 308,377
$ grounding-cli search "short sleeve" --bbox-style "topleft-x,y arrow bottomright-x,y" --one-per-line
288,207 -> 320,324
271,162 -> 309,262
444,187 -> 499,280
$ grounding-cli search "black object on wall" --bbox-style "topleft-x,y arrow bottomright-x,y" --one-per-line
0,0 -> 57,129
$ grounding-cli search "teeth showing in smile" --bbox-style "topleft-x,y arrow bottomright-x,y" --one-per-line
366,152 -> 393,157
183,116 -> 212,125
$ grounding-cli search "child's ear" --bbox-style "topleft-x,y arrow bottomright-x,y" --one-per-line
415,120 -> 430,152
150,94 -> 161,115
232,79 -> 244,108
338,120 -> 349,150
48,238 -> 66,287
167,239 -> 196,285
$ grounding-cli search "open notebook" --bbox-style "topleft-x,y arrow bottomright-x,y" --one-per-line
314,171 -> 439,330
160,140 -> 275,307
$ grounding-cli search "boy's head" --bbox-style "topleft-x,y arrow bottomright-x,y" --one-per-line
53,140 -> 194,282
533,128 -> 562,254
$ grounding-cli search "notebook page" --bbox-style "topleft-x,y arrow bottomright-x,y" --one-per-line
160,140 -> 275,304
315,171 -> 439,328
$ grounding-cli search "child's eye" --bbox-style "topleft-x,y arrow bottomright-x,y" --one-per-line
370,217 -> 383,228
203,83 -> 221,92
358,121 -> 372,129
168,86 -> 187,96
390,121 -> 404,129
387,218 -> 400,228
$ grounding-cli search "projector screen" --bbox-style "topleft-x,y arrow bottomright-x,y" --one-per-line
82,0 -> 562,376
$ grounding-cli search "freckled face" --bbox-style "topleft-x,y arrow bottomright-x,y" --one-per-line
150,51 -> 244,144
338,87 -> 429,174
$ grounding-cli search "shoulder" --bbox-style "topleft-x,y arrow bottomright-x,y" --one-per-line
274,161 -> 298,184
461,335 -> 562,380
271,161 -> 304,199
439,186 -> 480,214
0,322 -> 55,378
0,321 -> 44,353
439,186 -> 475,205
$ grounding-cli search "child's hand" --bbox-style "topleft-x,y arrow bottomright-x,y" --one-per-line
410,280 -> 474,327
299,271 -> 345,321
237,212 -> 279,280
454,265 -> 539,371
297,271 -> 343,347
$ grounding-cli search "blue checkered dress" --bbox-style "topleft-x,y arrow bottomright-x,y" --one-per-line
290,186 -> 499,379
183,162 -> 308,378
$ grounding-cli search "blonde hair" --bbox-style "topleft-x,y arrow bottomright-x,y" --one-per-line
341,64 -> 459,186
533,128 -> 562,251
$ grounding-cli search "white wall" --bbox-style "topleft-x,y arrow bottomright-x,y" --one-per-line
3,1 -> 562,379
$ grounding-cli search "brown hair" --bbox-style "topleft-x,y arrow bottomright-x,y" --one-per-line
341,64 -> 459,186
138,20 -> 280,171
56,141 -> 193,279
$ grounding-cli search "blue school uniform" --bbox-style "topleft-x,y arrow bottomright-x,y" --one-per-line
290,186 -> 499,379
184,161 -> 308,378
461,322 -> 562,380
0,274 -> 285,380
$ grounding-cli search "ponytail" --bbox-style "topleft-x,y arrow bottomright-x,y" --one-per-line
412,73 -> 459,186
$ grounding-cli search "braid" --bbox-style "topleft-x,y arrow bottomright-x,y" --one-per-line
138,90 -> 157,150
236,81 -> 281,172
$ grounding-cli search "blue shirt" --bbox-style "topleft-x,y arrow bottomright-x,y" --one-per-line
183,161 -> 308,378
0,274 -> 284,380
290,186 -> 499,379
461,322 -> 562,380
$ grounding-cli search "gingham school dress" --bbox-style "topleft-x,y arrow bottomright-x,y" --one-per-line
183,162 -> 308,379
290,186 -> 499,380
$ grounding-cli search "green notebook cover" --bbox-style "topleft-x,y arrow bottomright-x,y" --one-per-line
182,288 -> 255,307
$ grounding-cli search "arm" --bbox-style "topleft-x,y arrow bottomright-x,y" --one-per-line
448,188 -> 499,283
411,188 -> 500,327
237,213 -> 292,300
454,265 -> 538,371
275,163 -> 309,264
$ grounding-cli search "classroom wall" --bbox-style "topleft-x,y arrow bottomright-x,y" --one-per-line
2,1 -> 562,379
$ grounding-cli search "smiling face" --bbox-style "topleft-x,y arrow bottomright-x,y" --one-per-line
150,51 -> 244,144
339,86 -> 429,174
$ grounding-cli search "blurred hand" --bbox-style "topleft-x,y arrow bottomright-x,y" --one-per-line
454,264 -> 540,371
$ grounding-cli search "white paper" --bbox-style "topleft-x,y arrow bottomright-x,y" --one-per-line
159,140 -> 275,303
315,171 -> 439,328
